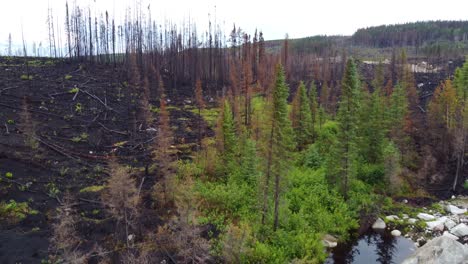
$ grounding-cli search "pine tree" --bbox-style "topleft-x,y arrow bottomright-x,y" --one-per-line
291,81 -> 312,149
194,79 -> 205,150
221,99 -> 237,168
261,64 -> 294,231
154,98 -> 173,202
428,80 -> 458,130
309,81 -> 319,141
358,87 -> 385,163
333,59 -> 360,199
320,81 -> 329,112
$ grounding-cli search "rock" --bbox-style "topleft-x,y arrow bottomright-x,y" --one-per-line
386,215 -> 399,221
446,204 -> 467,215
450,223 -> 468,237
391,230 -> 401,236
402,236 -> 468,264
433,224 -> 445,232
417,213 -> 435,221
403,199 -> 408,204
426,216 -> 447,230
372,218 -> 386,229
402,214 -> 409,219
322,234 -> 338,248
445,218 -> 457,230
408,218 -> 418,224
443,231 -> 459,241
452,195 -> 456,199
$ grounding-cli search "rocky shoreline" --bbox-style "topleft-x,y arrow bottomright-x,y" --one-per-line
372,196 -> 468,263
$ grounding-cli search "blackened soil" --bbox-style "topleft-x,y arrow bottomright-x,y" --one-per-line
0,56 -> 213,263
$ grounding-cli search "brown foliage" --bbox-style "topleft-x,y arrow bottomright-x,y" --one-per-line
49,194 -> 89,263
102,157 -> 140,245
19,96 -> 39,150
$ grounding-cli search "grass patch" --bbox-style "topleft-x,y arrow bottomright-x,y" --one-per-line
190,107 -> 220,127
80,185 -> 106,193
0,200 -> 35,224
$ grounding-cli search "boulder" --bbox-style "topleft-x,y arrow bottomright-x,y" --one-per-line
446,204 -> 468,215
417,213 -> 435,221
450,223 -> 468,237
322,234 -> 338,248
386,215 -> 399,221
443,231 -> 459,241
426,216 -> 447,230
445,218 -> 457,230
402,236 -> 468,264
408,218 -> 418,224
372,218 -> 386,229
391,230 -> 401,237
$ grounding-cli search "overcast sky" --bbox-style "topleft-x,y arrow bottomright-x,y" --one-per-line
1,0 -> 467,53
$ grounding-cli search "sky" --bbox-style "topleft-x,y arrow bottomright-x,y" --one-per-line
1,0 -> 467,53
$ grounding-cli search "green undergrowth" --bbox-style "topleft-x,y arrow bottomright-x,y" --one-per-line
0,200 -> 38,224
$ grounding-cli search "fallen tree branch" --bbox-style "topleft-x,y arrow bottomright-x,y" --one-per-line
80,89 -> 116,112
0,86 -> 18,94
98,122 -> 128,135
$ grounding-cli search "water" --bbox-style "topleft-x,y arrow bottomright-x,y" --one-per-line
325,230 -> 416,264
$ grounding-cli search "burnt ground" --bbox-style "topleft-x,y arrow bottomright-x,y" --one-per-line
0,57 -> 213,263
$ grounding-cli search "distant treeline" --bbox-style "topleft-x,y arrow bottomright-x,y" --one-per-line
351,21 -> 468,48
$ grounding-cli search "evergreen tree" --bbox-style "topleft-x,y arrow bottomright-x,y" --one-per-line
221,99 -> 237,168
358,87 -> 385,163
309,81 -> 319,141
261,64 -> 294,231
320,81 -> 329,113
332,59 -> 360,199
291,81 -> 312,149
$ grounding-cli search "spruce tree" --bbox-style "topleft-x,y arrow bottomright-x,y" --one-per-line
333,58 -> 360,199
221,99 -> 237,168
291,81 -> 312,149
320,81 -> 329,113
309,81 -> 319,141
261,64 -> 294,231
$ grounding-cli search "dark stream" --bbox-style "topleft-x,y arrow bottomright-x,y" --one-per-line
325,229 -> 416,264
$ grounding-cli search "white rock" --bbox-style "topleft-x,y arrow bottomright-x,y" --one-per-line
445,218 -> 457,230
408,218 -> 418,224
403,199 -> 408,204
322,234 -> 338,248
402,214 -> 409,219
450,223 -> 468,237
372,218 -> 386,229
386,215 -> 400,221
451,195 -> 456,199
446,204 -> 467,215
417,213 -> 435,221
402,236 -> 468,264
391,230 -> 402,237
426,216 -> 447,230
443,231 -> 459,241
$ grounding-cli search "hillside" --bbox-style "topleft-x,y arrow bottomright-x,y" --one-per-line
266,21 -> 468,60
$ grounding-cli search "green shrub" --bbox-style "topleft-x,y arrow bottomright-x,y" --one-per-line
68,87 -> 79,93
20,74 -> 33,80
357,163 -> 385,186
0,200 -> 31,224
301,144 -> 323,169
5,172 -> 13,179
